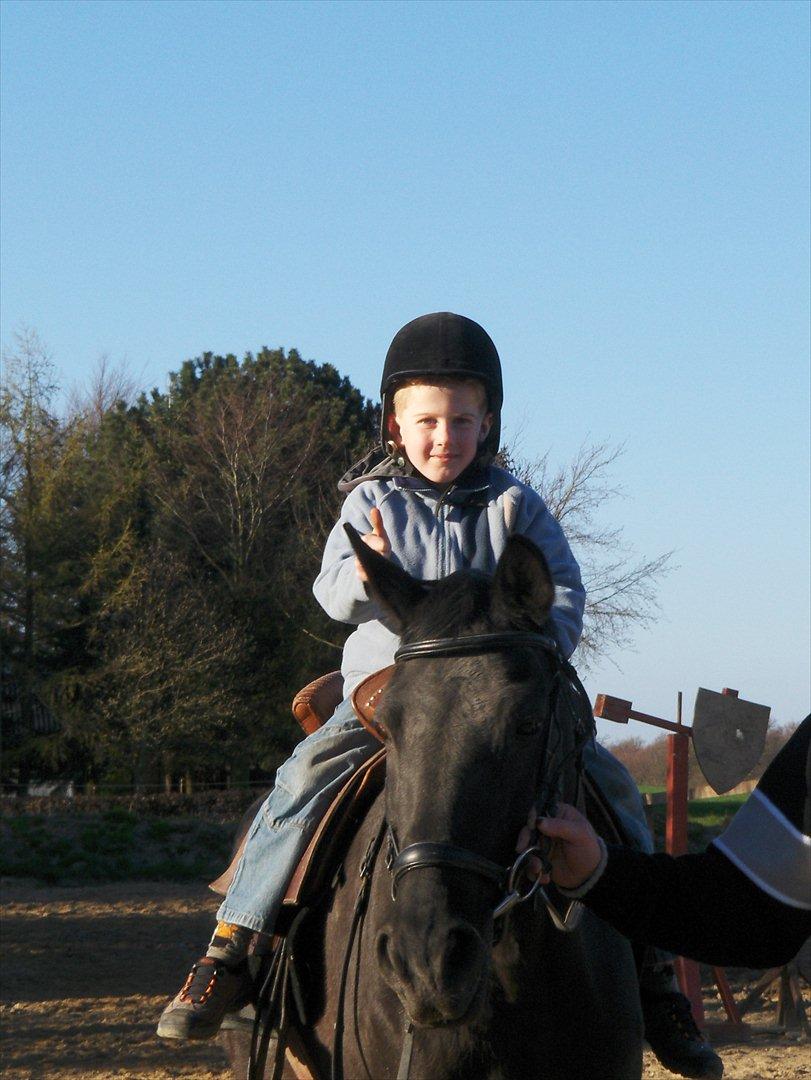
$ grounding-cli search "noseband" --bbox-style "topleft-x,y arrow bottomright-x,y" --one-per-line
387,629 -> 590,929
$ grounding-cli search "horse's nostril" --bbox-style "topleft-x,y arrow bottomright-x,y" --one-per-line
443,923 -> 483,985
377,928 -> 402,982
377,930 -> 391,972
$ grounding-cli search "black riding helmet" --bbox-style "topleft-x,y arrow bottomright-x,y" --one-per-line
380,312 -> 503,464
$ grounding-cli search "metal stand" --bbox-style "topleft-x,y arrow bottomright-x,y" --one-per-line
737,961 -> 810,1035
594,689 -> 750,1036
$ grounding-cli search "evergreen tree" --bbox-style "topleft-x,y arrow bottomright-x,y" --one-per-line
0,330 -> 68,783
47,347 -> 377,786
141,348 -> 378,771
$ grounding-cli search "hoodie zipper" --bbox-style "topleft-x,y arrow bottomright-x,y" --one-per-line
434,485 -> 455,577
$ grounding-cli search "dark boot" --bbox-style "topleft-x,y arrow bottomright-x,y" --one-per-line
642,985 -> 724,1079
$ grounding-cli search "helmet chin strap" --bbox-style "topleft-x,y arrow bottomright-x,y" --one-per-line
385,440 -> 407,468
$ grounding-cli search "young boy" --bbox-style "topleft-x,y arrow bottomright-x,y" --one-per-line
157,313 -> 721,1078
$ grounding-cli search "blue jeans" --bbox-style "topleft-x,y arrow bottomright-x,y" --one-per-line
582,740 -> 654,854
218,699 -> 378,932
218,701 -> 653,932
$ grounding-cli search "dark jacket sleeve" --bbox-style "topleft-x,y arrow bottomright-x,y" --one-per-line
585,843 -> 810,967
582,715 -> 811,968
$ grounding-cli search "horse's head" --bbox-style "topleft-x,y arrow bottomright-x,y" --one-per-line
346,526 -> 590,1027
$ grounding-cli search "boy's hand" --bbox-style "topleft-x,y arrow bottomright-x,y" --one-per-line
356,508 -> 391,582
515,802 -> 602,891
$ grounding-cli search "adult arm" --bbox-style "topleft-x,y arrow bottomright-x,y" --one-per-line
584,840 -> 810,968
531,715 -> 811,967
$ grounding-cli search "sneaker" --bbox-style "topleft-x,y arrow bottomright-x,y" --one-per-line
643,991 -> 724,1079
156,957 -> 253,1041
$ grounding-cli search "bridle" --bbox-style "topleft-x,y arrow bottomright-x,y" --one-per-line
358,628 -> 594,1080
386,629 -> 593,931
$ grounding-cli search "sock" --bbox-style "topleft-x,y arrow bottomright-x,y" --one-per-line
206,921 -> 252,966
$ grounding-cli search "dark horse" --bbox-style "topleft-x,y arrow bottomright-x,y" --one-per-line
226,532 -> 643,1079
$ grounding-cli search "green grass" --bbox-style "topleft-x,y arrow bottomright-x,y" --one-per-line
0,813 -> 236,885
647,792 -> 747,852
687,793 -> 747,827
1,790 -> 751,884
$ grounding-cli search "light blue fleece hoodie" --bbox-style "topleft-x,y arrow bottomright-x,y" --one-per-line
313,465 -> 585,697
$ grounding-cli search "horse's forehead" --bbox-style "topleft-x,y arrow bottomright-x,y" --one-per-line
386,653 -> 525,727
433,568 -> 490,591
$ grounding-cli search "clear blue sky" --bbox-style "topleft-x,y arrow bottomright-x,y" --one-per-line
2,0 -> 809,741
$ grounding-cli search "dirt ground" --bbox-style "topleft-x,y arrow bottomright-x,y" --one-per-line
1,880 -> 808,1080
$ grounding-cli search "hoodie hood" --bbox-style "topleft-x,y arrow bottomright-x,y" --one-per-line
337,446 -> 491,495
337,446 -> 416,493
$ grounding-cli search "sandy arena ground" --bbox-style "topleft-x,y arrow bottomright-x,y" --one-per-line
1,880 -> 808,1080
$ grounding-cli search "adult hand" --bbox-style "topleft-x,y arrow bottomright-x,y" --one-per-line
516,802 -> 603,891
355,507 -> 391,581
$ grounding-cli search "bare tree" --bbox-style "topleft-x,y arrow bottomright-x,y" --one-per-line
66,354 -> 141,425
0,329 -> 64,782
1,330 -> 60,651
499,440 -> 672,667
147,370 -> 326,594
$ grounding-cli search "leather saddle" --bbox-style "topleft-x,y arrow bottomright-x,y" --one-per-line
209,668 -> 393,907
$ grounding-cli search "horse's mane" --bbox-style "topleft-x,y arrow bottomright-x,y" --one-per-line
404,570 -> 493,641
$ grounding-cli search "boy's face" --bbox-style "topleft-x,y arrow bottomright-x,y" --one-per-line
388,382 -> 492,489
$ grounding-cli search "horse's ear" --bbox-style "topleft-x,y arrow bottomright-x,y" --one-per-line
490,536 -> 555,630
344,523 -> 427,629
